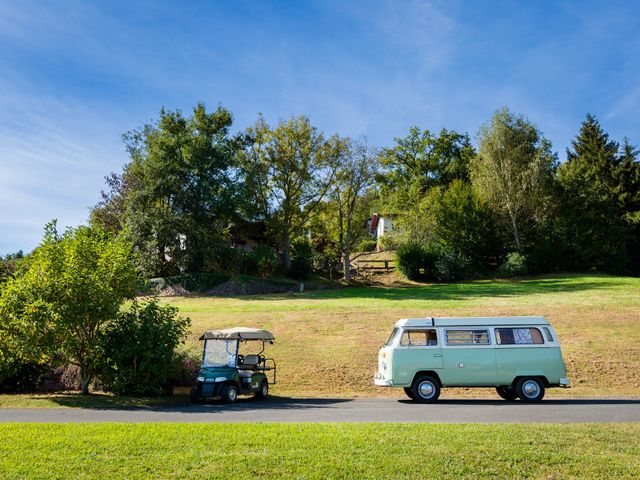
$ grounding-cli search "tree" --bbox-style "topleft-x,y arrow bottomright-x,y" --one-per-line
556,114 -> 639,272
432,180 -> 502,272
0,222 -> 138,394
376,127 -> 475,241
471,108 -> 557,253
92,103 -> 241,277
333,139 -> 378,280
240,115 -> 343,269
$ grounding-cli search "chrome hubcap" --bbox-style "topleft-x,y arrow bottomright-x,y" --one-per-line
522,380 -> 540,398
419,381 -> 435,398
229,388 -> 237,401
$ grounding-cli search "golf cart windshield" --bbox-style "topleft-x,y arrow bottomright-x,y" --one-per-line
203,339 -> 237,367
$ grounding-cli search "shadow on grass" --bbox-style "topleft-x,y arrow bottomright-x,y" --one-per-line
212,274 -> 626,303
14,392 -> 193,409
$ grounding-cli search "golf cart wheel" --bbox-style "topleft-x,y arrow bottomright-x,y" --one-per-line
221,383 -> 238,404
496,386 -> 518,401
411,375 -> 440,403
255,379 -> 269,400
189,387 -> 205,404
403,387 -> 416,400
515,377 -> 545,402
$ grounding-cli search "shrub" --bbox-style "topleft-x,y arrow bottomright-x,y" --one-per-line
377,233 -> 399,251
289,239 -> 313,280
396,241 -> 426,281
356,238 -> 377,252
435,248 -> 472,282
98,299 -> 191,396
168,347 -> 201,387
498,252 -> 528,277
250,244 -> 279,278
0,360 -> 50,393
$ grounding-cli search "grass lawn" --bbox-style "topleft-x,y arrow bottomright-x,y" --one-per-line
0,423 -> 638,479
166,274 -> 640,398
1,274 -> 638,407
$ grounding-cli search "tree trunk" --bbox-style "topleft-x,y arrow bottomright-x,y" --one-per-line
343,222 -> 352,281
282,229 -> 291,270
79,366 -> 92,395
509,212 -> 522,253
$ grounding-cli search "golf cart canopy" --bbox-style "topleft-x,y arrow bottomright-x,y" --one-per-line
199,327 -> 275,342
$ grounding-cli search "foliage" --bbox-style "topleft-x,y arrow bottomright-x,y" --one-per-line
0,250 -> 24,285
0,222 -> 138,394
356,238 -> 377,252
147,272 -> 230,294
556,115 -> 640,273
98,299 -> 190,396
472,108 -> 557,253
498,252 -> 528,276
168,347 -> 201,387
240,115 -> 345,269
250,244 -> 279,278
432,180 -> 501,272
377,232 -> 400,251
434,248 -> 472,282
395,241 -> 427,281
289,238 -> 313,280
92,103 -> 242,277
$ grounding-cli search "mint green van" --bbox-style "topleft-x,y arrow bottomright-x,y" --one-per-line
374,316 -> 570,402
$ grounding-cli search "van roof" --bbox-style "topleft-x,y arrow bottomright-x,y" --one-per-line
395,316 -> 549,328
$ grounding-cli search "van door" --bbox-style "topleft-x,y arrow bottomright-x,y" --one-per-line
440,328 -> 497,386
392,329 -> 443,386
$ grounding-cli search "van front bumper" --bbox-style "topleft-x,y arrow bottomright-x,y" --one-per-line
559,377 -> 571,388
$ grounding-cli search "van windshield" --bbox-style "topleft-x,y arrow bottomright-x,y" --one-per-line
385,328 -> 399,346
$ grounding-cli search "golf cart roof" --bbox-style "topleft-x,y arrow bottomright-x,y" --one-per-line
199,327 -> 275,341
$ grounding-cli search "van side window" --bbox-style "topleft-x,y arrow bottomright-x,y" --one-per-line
542,327 -> 554,342
400,329 -> 438,346
495,327 -> 544,345
445,329 -> 490,345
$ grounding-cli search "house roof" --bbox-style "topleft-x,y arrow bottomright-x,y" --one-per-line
199,327 -> 275,341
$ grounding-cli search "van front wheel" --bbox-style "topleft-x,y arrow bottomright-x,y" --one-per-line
411,376 -> 440,403
515,378 -> 545,402
496,386 -> 518,401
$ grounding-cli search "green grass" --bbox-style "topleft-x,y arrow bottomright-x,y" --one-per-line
0,423 -> 638,479
166,274 -> 640,313
0,391 -> 190,409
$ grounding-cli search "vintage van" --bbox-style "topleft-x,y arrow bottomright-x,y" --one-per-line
374,316 -> 570,402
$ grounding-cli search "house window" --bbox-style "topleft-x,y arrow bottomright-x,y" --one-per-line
495,328 -> 544,345
445,329 -> 490,345
400,329 -> 438,346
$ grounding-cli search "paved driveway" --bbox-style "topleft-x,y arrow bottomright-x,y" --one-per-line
1,398 -> 639,423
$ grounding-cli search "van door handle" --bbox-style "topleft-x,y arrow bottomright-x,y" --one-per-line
433,353 -> 442,357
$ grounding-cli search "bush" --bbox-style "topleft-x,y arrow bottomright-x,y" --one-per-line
435,248 -> 472,282
396,241 -> 427,281
498,252 -> 528,277
289,239 -> 313,280
356,238 -> 377,252
377,233 -> 399,251
251,244 -> 279,278
168,347 -> 201,387
147,272 -> 230,294
98,299 -> 191,396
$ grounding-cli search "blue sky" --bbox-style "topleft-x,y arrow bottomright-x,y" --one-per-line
1,0 -> 639,254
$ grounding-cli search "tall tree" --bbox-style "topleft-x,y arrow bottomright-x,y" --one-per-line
333,139 -> 378,280
557,114 -> 639,271
376,127 -> 475,241
0,222 -> 138,394
92,103 -> 241,276
471,108 -> 557,253
240,115 -> 343,269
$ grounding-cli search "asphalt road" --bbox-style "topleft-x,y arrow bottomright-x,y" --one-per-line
1,398 -> 639,423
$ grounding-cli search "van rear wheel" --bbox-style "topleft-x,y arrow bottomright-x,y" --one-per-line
515,378 -> 545,402
411,375 -> 440,403
496,386 -> 518,401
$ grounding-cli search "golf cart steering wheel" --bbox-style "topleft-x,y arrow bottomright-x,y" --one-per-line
237,354 -> 245,366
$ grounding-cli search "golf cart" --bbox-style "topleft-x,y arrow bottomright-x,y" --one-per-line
190,327 -> 277,404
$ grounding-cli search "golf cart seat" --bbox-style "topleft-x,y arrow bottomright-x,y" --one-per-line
239,354 -> 262,369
